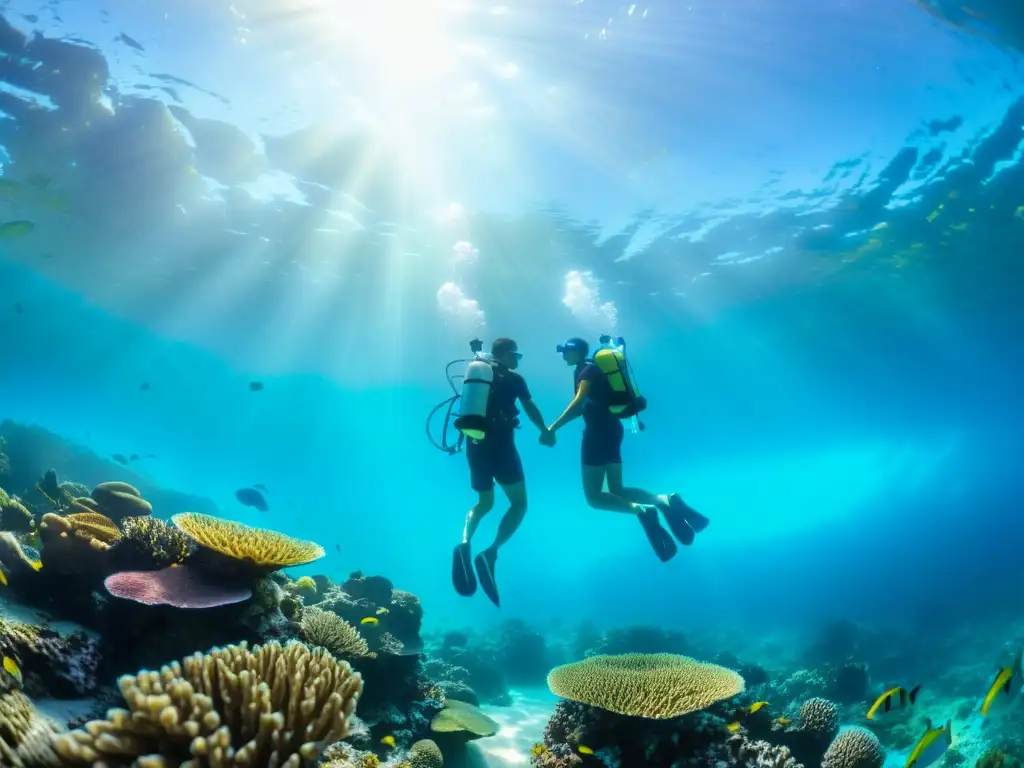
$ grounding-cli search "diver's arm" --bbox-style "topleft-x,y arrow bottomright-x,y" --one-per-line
548,380 -> 590,433
521,399 -> 548,433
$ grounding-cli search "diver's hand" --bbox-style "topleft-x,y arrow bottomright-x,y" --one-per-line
539,428 -> 556,447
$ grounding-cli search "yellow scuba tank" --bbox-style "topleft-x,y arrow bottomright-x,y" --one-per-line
593,336 -> 647,418
453,355 -> 495,440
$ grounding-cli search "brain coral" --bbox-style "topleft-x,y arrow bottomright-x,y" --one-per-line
301,607 -> 372,658
546,653 -> 744,719
799,697 -> 840,740
172,512 -> 325,569
52,640 -> 363,767
821,726 -> 885,768
410,738 -> 444,768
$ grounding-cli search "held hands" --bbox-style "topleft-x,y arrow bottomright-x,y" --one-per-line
539,427 -> 556,447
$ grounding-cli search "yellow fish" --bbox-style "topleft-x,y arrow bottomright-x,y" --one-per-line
0,568 -> 7,587
380,735 -> 396,748
578,745 -> 594,755
776,717 -> 790,726
28,560 -> 42,572
980,648 -> 1022,717
726,722 -> 743,733
376,607 -> 389,616
905,718 -> 951,768
0,220 -> 34,238
867,685 -> 921,720
360,617 -> 379,625
748,701 -> 768,714
3,657 -> 22,685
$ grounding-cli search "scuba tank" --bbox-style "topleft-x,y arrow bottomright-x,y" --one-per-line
452,355 -> 495,441
593,335 -> 646,432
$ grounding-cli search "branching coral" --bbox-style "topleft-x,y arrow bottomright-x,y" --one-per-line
52,640 -> 363,767
821,727 -> 885,768
0,690 -> 63,767
172,512 -> 325,570
546,653 -> 745,719
112,515 -> 193,570
301,607 -> 372,658
725,734 -> 802,768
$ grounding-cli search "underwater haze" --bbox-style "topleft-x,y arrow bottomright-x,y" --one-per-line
2,1 -> 1024,765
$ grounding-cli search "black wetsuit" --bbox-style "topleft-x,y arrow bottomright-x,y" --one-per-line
466,364 -> 530,492
575,362 -> 624,466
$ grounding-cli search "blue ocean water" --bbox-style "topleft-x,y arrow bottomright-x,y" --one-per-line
1,1 -> 1024,764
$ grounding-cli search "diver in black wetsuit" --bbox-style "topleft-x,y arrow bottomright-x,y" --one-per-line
547,337 -> 709,562
452,338 -> 554,606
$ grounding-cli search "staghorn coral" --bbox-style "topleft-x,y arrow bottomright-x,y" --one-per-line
301,607 -> 372,658
0,689 -> 63,767
546,653 -> 744,719
430,698 -> 499,738
52,639 -> 363,767
91,481 -> 153,520
172,512 -> 325,570
821,727 -> 885,768
409,738 -> 444,768
0,488 -> 34,532
111,515 -> 193,570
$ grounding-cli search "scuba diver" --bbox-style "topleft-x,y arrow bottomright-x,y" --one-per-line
546,336 -> 709,562
438,337 -> 554,607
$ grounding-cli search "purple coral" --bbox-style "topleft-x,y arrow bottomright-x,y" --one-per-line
104,566 -> 252,608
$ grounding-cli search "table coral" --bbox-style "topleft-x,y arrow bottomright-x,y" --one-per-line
172,512 -> 325,570
104,565 -> 253,608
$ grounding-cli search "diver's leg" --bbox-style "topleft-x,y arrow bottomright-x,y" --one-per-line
463,488 -> 495,543
580,424 -> 638,513
474,440 -> 526,607
454,443 -> 495,597
605,463 -> 661,506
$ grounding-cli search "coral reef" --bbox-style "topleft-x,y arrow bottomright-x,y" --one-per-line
0,618 -> 101,698
301,606 -> 373,658
725,734 -> 803,767
108,515 -> 193,570
409,738 -> 444,768
0,688 -> 63,767
172,512 -> 325,575
104,565 -> 253,608
0,487 -> 34,533
53,640 -> 363,766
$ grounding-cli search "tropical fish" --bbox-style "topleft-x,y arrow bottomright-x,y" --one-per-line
0,568 -> 7,586
3,656 -> 22,685
360,617 -> 379,626
234,487 -> 268,512
112,454 -> 129,465
905,718 -> 951,768
249,381 -> 264,392
578,745 -> 594,755
980,648 -> 1022,717
726,722 -> 743,733
748,701 -> 768,714
776,717 -> 790,726
0,220 -> 34,238
867,685 -> 921,720
380,735 -> 396,748
129,454 -> 140,462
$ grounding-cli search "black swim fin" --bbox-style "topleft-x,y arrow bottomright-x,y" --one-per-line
452,542 -> 477,597
637,507 -> 678,562
657,498 -> 696,546
474,549 -> 500,607
667,493 -> 710,533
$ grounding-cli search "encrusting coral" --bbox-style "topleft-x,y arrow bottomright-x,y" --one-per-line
821,726 -> 885,768
52,639 -> 364,767
546,653 -> 745,718
172,512 -> 325,571
301,606 -> 373,658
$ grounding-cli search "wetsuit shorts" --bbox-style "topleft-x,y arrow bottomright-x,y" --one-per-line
467,433 -> 524,492
581,418 -> 625,467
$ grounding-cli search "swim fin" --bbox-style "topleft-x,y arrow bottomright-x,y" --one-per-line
667,493 -> 710,534
657,498 -> 696,546
452,542 -> 477,597
637,507 -> 678,562
474,548 -> 500,607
